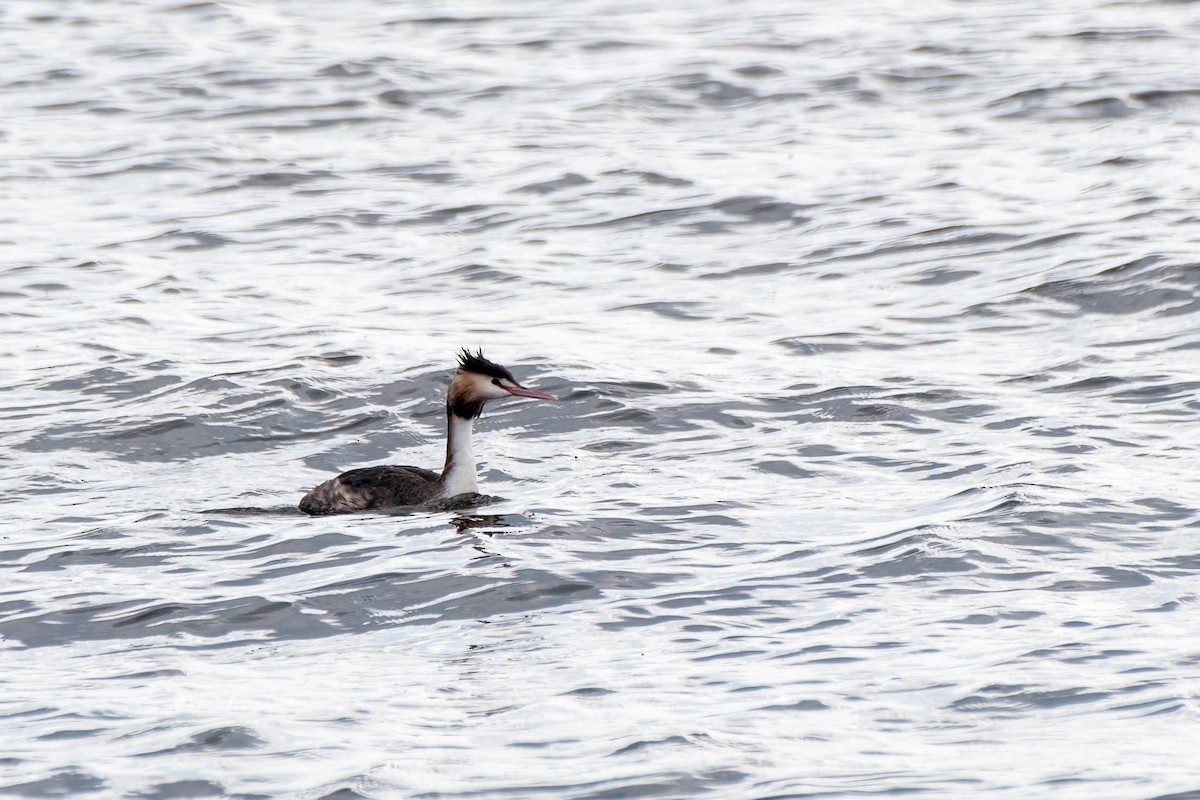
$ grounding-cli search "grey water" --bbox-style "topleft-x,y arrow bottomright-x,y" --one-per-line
2,0 -> 1199,797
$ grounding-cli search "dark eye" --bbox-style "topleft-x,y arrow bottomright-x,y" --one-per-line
492,378 -> 501,386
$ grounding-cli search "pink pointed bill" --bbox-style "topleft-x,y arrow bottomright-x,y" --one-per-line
506,385 -> 556,400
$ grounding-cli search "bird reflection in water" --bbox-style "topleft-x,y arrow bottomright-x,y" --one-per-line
451,514 -> 512,559
451,513 -> 518,536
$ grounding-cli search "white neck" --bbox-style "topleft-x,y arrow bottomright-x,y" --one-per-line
440,414 -> 478,497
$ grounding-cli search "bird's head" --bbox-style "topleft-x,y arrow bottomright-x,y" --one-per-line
447,349 -> 556,419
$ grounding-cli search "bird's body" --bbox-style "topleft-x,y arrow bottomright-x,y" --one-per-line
298,465 -> 442,514
299,351 -> 554,515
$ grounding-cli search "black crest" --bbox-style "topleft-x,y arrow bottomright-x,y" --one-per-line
456,349 -> 515,383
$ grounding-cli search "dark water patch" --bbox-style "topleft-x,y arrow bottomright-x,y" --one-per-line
850,526 -> 952,559
1042,375 -> 1128,393
584,405 -> 656,425
74,159 -> 194,178
640,502 -> 747,518
587,380 -> 672,397
134,779 -> 266,800
0,596 -> 341,647
17,397 -> 388,461
465,84 -> 519,102
1043,567 -> 1153,593
583,769 -> 746,799
817,226 -> 1023,266
1112,380 -> 1200,404
220,531 -> 358,560
875,65 -> 972,85
514,172 -> 591,194
531,515 -> 682,544
572,567 -> 684,593
317,61 -> 380,78
711,195 -> 808,224
561,687 -> 615,698
1131,496 -> 1196,520
814,72 -> 881,102
138,725 -> 265,757
234,170 -> 333,188
1023,258 -> 1200,317
36,727 -> 107,741
0,770 -> 107,798
613,301 -> 709,320
563,194 -> 808,231
905,267 -> 978,286
563,203 -> 705,229
962,495 -> 1188,550
401,203 -> 517,232
314,789 -> 369,800
209,101 -> 364,121
1132,88 -> 1200,108
759,699 -> 830,712
1143,552 -> 1200,578
39,366 -> 182,400
5,67 -> 85,86
35,99 -> 127,114
606,75 -> 768,112
1148,790 -> 1200,800
600,168 -> 692,187
1030,282 -> 1193,315
300,567 -> 600,629
1060,649 -> 1144,665
989,85 -> 1135,120
671,73 -> 760,106
698,261 -> 798,280
1005,232 -> 1084,252
597,613 -> 689,631
857,548 -> 981,579
369,163 -> 457,183
0,707 -> 58,722
377,88 -> 423,106
775,332 -> 904,354
732,64 -> 783,78
609,735 -> 696,757
574,38 -> 649,52
150,229 -> 235,251
581,439 -> 650,453
940,610 -> 1044,626
20,544 -> 186,572
952,685 -> 1111,713
754,459 -> 816,478
792,384 -> 893,401
654,590 -> 741,612
447,263 -> 520,282
815,400 -> 920,423
1059,28 -> 1170,41
100,669 -> 186,681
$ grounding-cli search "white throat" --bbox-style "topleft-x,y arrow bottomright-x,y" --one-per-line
440,414 -> 478,497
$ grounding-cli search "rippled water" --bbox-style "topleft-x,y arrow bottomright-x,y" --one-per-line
4,0 -> 1200,797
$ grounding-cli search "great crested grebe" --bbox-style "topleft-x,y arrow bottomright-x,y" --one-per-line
299,350 -> 556,515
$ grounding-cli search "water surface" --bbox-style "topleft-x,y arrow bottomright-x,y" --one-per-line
2,0 -> 1200,797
